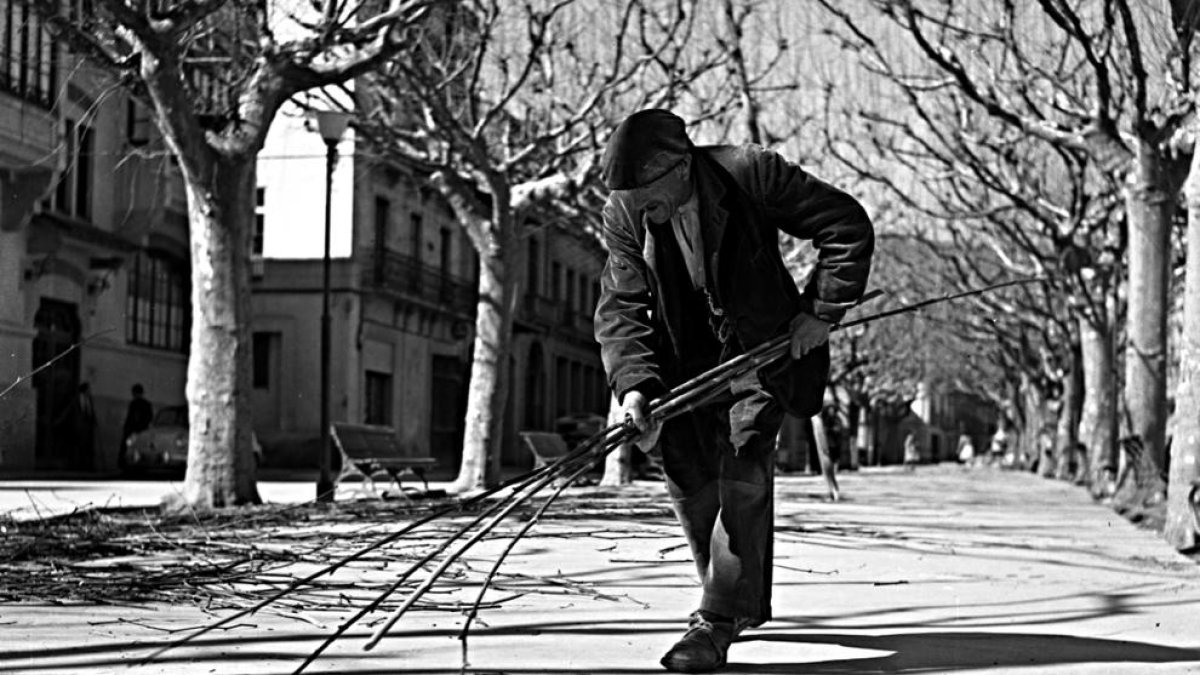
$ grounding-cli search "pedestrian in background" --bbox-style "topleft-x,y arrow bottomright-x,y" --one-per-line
957,433 -> 976,465
120,384 -> 154,467
903,432 -> 920,470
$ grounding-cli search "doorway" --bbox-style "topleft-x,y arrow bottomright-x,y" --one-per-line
32,299 -> 82,469
522,342 -> 545,430
430,354 -> 468,471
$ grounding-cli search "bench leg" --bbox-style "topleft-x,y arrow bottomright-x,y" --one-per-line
382,468 -> 417,500
360,472 -> 380,499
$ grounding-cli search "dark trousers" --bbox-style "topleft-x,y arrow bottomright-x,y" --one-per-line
659,374 -> 784,623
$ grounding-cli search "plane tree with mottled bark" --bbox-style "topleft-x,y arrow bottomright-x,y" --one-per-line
27,0 -> 439,510
1166,0 -> 1200,551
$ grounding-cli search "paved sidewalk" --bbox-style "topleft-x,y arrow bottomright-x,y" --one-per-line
2,465 -> 1199,674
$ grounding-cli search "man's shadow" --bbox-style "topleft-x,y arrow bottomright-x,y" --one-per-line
726,631 -> 1200,673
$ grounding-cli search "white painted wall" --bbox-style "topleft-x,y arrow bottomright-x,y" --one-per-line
257,102 -> 356,259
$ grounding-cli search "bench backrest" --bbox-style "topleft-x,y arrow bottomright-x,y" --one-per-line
519,431 -> 569,467
332,422 -> 422,460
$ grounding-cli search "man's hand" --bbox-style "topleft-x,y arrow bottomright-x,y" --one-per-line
619,390 -> 662,451
789,312 -> 831,358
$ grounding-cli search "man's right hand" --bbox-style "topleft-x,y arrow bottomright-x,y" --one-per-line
619,390 -> 661,452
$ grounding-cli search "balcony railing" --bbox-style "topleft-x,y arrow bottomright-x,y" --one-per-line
560,308 -> 594,334
363,250 -> 477,315
521,294 -> 560,324
519,293 -> 594,337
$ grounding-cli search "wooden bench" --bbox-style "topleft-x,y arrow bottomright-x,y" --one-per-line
519,431 -> 570,469
331,422 -> 437,498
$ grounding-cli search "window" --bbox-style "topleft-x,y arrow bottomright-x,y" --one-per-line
374,197 -> 390,249
526,239 -> 540,297
373,196 -> 389,283
410,212 -> 424,262
252,332 -> 279,389
565,269 -> 576,312
555,357 -> 569,417
570,361 -> 583,411
50,119 -> 93,220
0,0 -> 57,106
439,226 -> 452,274
126,251 -> 189,352
551,262 -> 562,301
126,99 -> 152,146
364,370 -> 392,425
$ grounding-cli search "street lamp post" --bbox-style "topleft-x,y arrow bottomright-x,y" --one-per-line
314,110 -> 352,502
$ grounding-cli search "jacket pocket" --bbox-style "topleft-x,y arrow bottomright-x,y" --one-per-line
757,342 -> 829,419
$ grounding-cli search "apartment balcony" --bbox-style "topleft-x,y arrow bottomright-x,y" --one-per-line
362,250 -> 477,317
515,293 -> 594,340
559,307 -> 594,336
520,294 -> 560,326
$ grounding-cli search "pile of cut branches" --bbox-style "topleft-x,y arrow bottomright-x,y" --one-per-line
0,487 -> 673,612
0,498 -> 458,606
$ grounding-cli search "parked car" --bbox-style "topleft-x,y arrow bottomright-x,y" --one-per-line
123,405 -> 262,474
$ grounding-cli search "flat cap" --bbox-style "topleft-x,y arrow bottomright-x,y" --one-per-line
602,109 -> 691,190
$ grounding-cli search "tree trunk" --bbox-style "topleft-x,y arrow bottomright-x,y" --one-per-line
810,414 -> 840,501
600,393 -> 633,486
856,402 -> 874,466
1019,373 -> 1047,472
1165,129 -> 1200,550
452,209 -> 517,493
1054,334 -> 1084,481
1079,314 -> 1118,497
847,399 -> 861,470
177,155 -> 261,510
1120,140 -> 1172,504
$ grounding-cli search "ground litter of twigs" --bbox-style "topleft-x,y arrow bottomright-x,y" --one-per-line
0,485 -> 678,613
2,471 -> 1193,619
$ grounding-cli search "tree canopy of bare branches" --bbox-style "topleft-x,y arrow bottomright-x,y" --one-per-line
346,0 -> 790,490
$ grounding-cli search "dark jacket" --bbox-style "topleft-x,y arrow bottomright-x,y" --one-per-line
594,144 -> 874,418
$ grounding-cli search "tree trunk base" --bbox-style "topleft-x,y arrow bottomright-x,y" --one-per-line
1109,436 -> 1167,527
1088,467 -> 1117,499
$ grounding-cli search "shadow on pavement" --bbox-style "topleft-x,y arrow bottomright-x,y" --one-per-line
725,631 -> 1200,673
4,623 -> 1200,674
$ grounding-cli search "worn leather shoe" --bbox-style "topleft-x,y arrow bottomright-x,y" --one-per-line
660,611 -> 752,673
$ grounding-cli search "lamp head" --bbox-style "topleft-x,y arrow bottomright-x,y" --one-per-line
314,110 -> 353,143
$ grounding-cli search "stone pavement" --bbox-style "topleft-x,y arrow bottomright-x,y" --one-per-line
2,464 -> 1199,674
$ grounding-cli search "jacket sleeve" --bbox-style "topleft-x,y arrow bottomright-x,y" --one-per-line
742,145 -> 874,323
593,198 -> 667,403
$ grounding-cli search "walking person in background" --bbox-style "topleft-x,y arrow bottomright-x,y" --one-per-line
119,384 -> 154,469
956,432 -> 976,465
594,109 -> 874,672
903,432 -> 920,471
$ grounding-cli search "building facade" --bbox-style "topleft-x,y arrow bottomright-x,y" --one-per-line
250,105 -> 609,474
0,3 -> 191,473
0,15 -> 607,476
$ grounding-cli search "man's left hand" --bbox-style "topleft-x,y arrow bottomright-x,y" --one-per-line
789,312 -> 831,358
